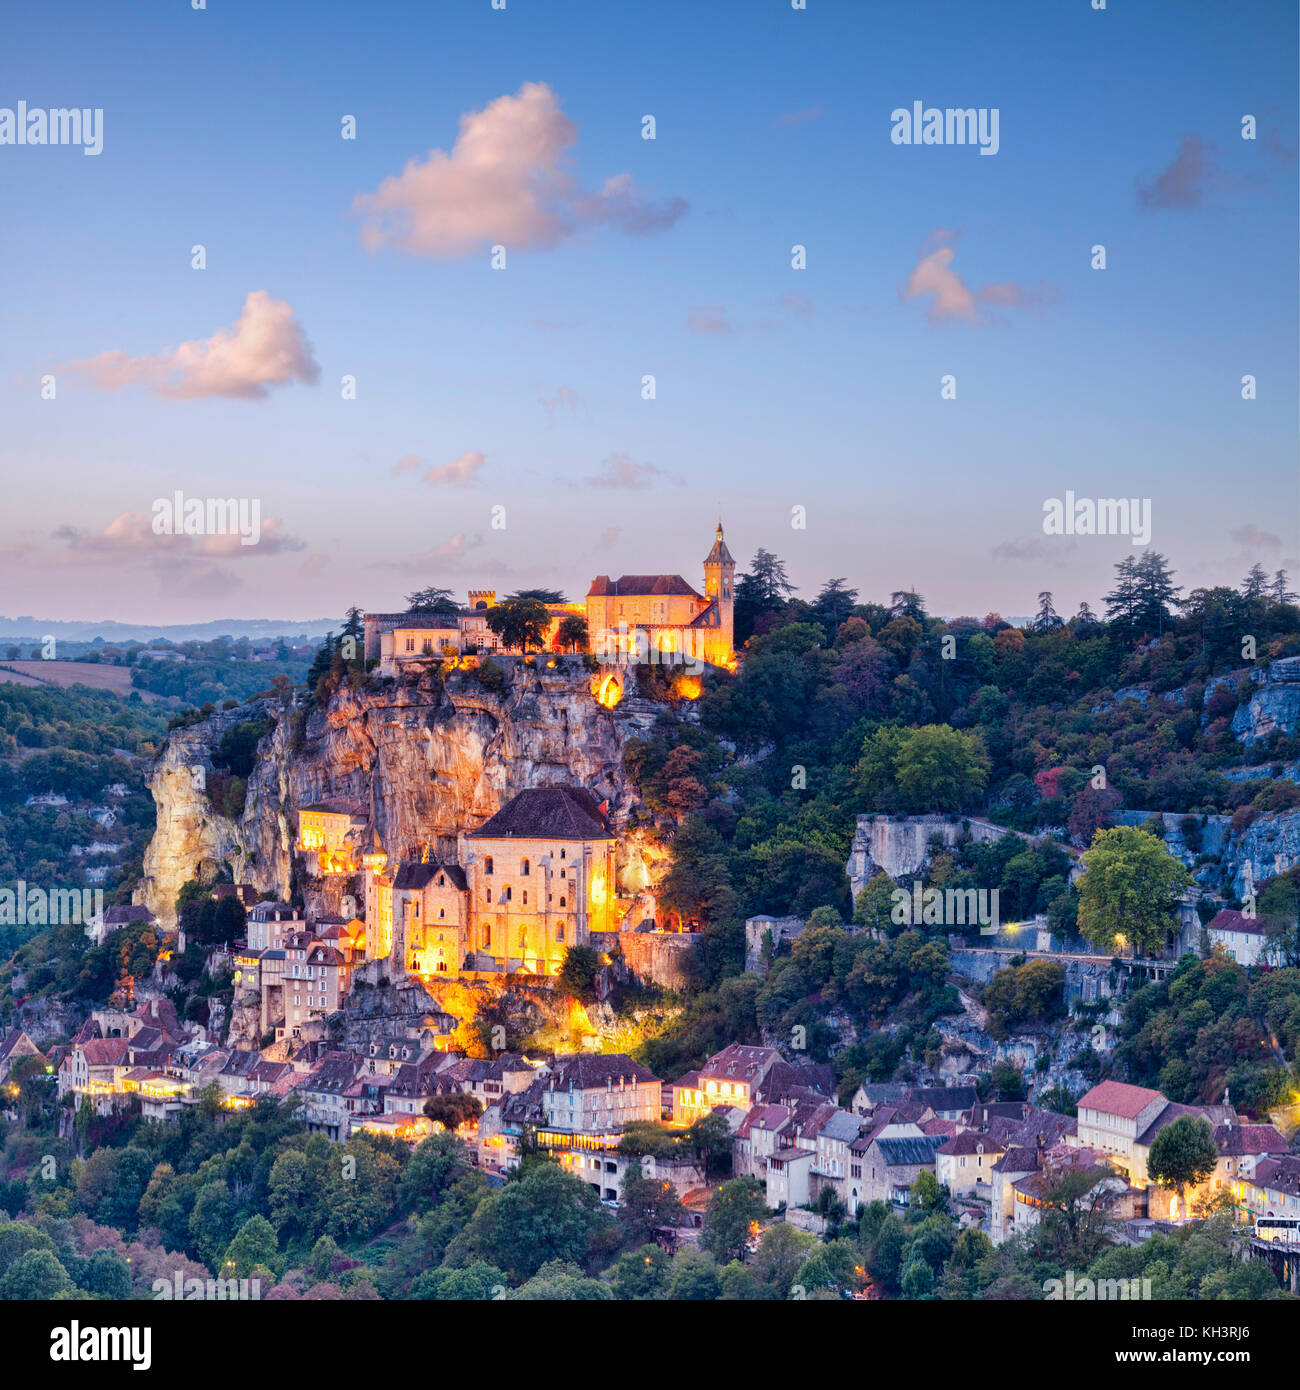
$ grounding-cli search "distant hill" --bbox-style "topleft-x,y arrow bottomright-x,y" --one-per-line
0,616 -> 338,643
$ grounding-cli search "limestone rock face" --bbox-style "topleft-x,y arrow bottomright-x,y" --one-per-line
139,659 -> 661,928
1226,808 -> 1300,898
1234,658 -> 1300,746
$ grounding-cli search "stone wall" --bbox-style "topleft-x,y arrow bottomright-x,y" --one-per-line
614,930 -> 701,990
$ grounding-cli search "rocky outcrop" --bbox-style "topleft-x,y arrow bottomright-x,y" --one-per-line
845,814 -> 1036,899
139,658 -> 665,927
1227,809 -> 1300,898
1234,657 -> 1300,746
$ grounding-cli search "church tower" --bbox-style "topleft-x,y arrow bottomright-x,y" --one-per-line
703,521 -> 735,661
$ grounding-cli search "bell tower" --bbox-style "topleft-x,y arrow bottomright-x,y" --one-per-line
703,520 -> 735,660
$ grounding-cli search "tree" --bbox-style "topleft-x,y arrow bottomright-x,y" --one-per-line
1147,1116 -> 1218,1210
811,578 -> 859,636
0,1248 -> 72,1300
609,1244 -> 672,1299
751,1222 -> 816,1297
700,1178 -> 766,1263
893,724 -> 989,813
684,1110 -> 734,1179
618,1164 -> 684,1248
556,945 -> 602,1004
853,875 -> 897,934
1075,825 -> 1192,957
221,1214 -> 278,1279
449,1162 -> 609,1282
421,1093 -> 482,1134
485,597 -> 549,653
556,615 -> 589,652
507,588 -> 567,604
1034,591 -> 1063,631
405,586 -> 459,614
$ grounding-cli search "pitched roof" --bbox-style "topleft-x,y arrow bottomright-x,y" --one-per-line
1135,1101 -> 1212,1149
587,574 -> 702,598
939,1130 -> 1003,1156
704,524 -> 734,566
392,861 -> 469,892
1208,908 -> 1268,938
1077,1080 -> 1164,1119
909,1085 -> 979,1112
875,1135 -> 947,1167
1214,1123 -> 1288,1157
468,788 -> 612,841
544,1053 -> 659,1089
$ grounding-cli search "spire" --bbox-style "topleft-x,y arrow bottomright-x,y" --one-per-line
705,520 -> 733,566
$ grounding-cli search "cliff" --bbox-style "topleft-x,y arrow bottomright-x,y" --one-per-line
138,657 -> 665,928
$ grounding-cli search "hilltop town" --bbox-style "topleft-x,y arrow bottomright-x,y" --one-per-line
2,536 -> 1300,1305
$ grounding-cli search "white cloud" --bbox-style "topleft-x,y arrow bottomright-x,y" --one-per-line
353,82 -> 686,258
62,291 -> 319,400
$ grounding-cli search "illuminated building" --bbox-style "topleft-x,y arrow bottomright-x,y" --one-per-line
586,522 -> 735,668
295,799 -> 367,875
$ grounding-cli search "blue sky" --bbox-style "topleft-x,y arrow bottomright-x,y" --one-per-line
1,0 -> 1296,624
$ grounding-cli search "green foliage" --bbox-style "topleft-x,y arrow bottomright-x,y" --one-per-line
1075,825 -> 1193,956
700,1178 -> 766,1263
1147,1116 -> 1219,1198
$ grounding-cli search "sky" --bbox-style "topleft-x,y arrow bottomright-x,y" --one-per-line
1,0 -> 1297,625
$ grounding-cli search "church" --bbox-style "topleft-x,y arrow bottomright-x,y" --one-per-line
584,521 -> 736,668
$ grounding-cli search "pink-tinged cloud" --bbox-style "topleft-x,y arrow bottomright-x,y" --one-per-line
686,305 -> 731,334
539,386 -> 582,423
392,453 -> 422,476
353,82 -> 686,258
1136,134 -> 1248,211
901,232 -> 1056,325
52,512 -> 303,558
422,451 -> 486,486
62,291 -> 319,400
582,452 -> 680,490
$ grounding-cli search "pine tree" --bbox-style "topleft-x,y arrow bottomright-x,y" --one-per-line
1035,591 -> 1063,631
1103,555 -> 1140,633
1271,569 -> 1297,605
1131,551 -> 1181,637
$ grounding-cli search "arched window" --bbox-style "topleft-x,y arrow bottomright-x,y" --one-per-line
559,896 -> 566,907
556,922 -> 565,941
521,858 -> 530,876
486,889 -> 492,904
484,856 -> 494,875
503,885 -> 512,902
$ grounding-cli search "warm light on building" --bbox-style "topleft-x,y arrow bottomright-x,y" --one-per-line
672,675 -> 702,700
593,673 -> 623,708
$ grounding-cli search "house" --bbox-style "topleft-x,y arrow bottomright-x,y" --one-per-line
1205,909 -> 1274,966
766,1146 -> 817,1209
87,903 -> 155,948
532,1054 -> 663,1140
859,1133 -> 948,1207
908,1085 -> 979,1122
811,1109 -> 866,1205
295,800 -> 367,877
1010,1145 -> 1135,1239
1242,1155 -> 1300,1223
850,1082 -> 908,1115
673,1044 -> 781,1125
244,902 -> 304,952
1073,1080 -> 1167,1176
57,1038 -> 131,1104
295,1051 -> 362,1140
0,1028 -> 42,1083
937,1130 -> 1005,1198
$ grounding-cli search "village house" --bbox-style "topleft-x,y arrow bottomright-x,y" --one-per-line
673,1043 -> 781,1126
859,1133 -> 948,1208
294,1051 -> 362,1141
0,1028 -> 42,1083
1010,1144 -> 1137,1239
244,901 -> 304,952
937,1130 -> 1005,1198
1073,1080 -> 1167,1177
1205,908 -> 1275,967
295,799 -> 367,877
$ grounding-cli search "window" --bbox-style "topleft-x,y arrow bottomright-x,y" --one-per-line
556,923 -> 565,941
485,857 -> 494,875
560,848 -> 566,860
522,891 -> 528,905
404,637 -> 414,653
486,889 -> 492,904
559,896 -> 566,907
521,858 -> 530,876
503,885 -> 512,902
